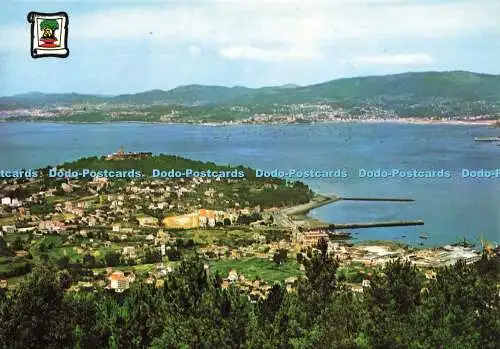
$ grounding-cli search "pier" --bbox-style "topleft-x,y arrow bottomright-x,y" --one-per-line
339,197 -> 415,202
331,220 -> 424,229
310,220 -> 425,230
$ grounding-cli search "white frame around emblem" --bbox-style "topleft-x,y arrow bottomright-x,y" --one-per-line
27,11 -> 69,59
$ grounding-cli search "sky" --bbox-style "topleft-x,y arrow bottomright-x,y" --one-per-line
0,0 -> 499,96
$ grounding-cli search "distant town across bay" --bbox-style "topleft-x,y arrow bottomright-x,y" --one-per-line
1,71 -> 500,125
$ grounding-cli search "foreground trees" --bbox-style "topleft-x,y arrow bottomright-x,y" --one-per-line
0,249 -> 498,349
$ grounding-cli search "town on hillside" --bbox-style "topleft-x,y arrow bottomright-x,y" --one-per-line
0,152 -> 498,298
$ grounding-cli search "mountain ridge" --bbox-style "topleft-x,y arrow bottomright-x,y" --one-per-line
3,70 -> 498,101
2,71 -> 500,118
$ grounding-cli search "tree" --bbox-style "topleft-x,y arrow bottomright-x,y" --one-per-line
296,252 -> 304,265
0,264 -> 73,349
12,236 -> 24,251
297,238 -> 339,314
166,248 -> 182,262
414,259 -> 500,349
258,283 -> 285,323
363,258 -> 424,348
40,19 -> 59,39
272,252 -> 283,265
273,249 -> 288,265
0,237 -> 14,257
57,255 -> 70,269
145,248 -> 162,263
82,254 -> 96,269
104,251 -> 121,267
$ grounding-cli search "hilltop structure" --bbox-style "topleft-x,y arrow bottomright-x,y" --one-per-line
106,146 -> 152,160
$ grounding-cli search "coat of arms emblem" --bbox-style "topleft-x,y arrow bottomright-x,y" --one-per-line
27,11 -> 69,58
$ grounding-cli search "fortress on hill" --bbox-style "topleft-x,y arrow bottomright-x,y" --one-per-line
106,147 -> 152,160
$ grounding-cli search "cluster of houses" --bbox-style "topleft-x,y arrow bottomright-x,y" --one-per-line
1,197 -> 22,207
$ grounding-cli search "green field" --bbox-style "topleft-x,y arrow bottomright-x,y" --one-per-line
209,257 -> 302,283
177,229 -> 256,247
0,216 -> 16,225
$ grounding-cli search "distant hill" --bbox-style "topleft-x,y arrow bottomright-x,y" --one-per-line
0,92 -> 107,109
2,71 -> 500,117
112,85 -> 256,106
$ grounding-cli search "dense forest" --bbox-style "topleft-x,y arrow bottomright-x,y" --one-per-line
0,240 -> 498,349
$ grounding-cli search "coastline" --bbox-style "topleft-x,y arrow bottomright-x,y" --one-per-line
2,118 -> 497,127
278,195 -> 484,254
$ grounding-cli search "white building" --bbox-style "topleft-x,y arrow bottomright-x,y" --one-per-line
108,271 -> 129,292
122,246 -> 137,259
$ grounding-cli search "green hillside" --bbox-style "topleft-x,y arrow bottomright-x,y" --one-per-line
3,71 -> 500,118
111,71 -> 500,107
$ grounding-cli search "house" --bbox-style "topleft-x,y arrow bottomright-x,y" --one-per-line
227,269 -> 238,283
127,272 -> 136,283
0,279 -> 8,288
351,286 -> 364,293
17,227 -> 36,233
108,271 -> 129,292
122,246 -> 137,259
425,270 -> 437,280
362,279 -> 371,288
199,209 -> 217,227
136,215 -> 159,227
68,208 -> 84,216
87,217 -> 97,227
296,231 -> 329,247
112,223 -> 121,232
1,225 -> 16,233
1,197 -> 12,206
38,220 -> 65,232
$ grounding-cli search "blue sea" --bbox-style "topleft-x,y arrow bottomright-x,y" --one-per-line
0,122 -> 498,246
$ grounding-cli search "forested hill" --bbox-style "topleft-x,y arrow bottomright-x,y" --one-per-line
2,71 -> 500,118
2,71 -> 499,106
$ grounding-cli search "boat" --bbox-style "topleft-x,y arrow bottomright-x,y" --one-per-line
474,136 -> 500,142
418,233 -> 429,239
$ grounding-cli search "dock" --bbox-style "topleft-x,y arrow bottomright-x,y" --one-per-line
317,220 -> 425,230
280,195 -> 339,216
340,197 -> 414,202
